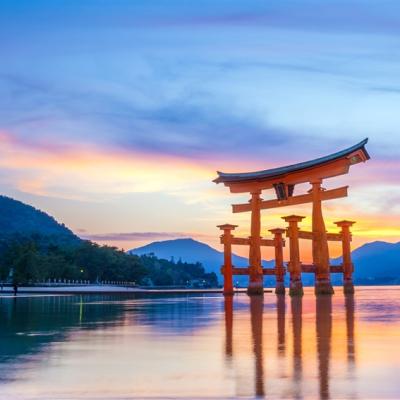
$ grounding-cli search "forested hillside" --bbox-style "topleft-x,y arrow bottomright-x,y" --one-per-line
0,196 -> 78,240
0,196 -> 218,288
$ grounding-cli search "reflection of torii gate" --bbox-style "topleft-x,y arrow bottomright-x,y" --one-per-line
223,295 -> 356,398
215,139 -> 370,295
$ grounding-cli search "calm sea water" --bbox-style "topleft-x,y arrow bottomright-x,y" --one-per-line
0,287 -> 399,399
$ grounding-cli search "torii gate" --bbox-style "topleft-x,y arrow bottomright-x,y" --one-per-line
214,139 -> 370,296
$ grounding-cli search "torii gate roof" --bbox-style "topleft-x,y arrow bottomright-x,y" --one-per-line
214,138 -> 369,188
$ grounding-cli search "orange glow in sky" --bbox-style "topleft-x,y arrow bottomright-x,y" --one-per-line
1,128 -> 399,260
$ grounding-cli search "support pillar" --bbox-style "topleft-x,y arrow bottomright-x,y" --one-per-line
269,228 -> 286,294
248,190 -> 264,295
310,180 -> 334,295
218,224 -> 237,296
282,215 -> 304,296
344,293 -> 355,365
335,220 -> 355,294
250,295 -> 265,397
316,295 -> 332,399
277,294 -> 286,357
224,295 -> 233,359
291,296 -> 303,393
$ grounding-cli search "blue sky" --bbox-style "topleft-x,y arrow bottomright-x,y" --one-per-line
0,0 -> 399,254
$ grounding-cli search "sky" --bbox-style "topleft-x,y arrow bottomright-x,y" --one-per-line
0,0 -> 400,260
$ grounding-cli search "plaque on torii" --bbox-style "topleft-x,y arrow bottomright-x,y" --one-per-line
214,139 -> 370,296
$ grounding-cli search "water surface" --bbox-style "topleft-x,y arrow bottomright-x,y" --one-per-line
0,287 -> 399,399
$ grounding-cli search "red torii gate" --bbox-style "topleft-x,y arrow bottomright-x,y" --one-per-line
215,139 -> 370,296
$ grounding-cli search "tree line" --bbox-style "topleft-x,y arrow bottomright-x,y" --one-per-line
0,234 -> 218,288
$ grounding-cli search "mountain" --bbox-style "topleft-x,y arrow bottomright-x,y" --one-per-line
131,238 -> 400,286
0,195 -> 80,244
130,238 -> 274,284
333,240 -> 400,284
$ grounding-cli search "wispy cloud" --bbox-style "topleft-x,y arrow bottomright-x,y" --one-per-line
369,86 -> 400,94
81,231 -> 211,242
0,132 -> 219,204
0,72 -> 297,163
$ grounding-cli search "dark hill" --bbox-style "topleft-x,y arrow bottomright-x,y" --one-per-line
333,240 -> 400,284
130,238 -> 274,284
0,195 -> 79,244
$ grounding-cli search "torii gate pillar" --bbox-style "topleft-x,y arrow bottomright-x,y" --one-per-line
247,190 -> 264,296
311,180 -> 334,295
283,215 -> 304,297
269,228 -> 286,295
218,224 -> 237,296
335,220 -> 355,294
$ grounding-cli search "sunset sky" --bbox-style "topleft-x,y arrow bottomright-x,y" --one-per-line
1,1 -> 399,259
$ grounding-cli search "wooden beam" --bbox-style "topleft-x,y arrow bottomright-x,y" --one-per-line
226,265 -> 338,275
222,266 -> 246,275
221,237 -> 278,246
221,267 -> 278,275
232,186 -> 348,213
298,231 -> 343,242
260,239 -> 275,247
231,237 -> 250,246
232,202 -> 253,213
220,237 -> 249,245
298,230 -> 314,240
237,264 -> 342,273
262,268 -> 277,275
301,264 -> 344,273
301,264 -> 316,273
232,267 -> 249,275
326,232 -> 343,241
330,265 -> 344,273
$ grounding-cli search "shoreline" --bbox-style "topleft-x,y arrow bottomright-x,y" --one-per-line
0,284 -> 397,295
0,285 -> 274,295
